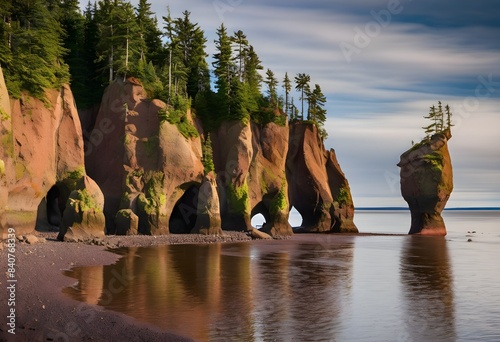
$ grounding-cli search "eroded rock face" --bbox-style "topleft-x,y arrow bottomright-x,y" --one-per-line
85,78 -> 204,235
249,121 -> 292,237
191,172 -> 222,235
211,119 -> 292,237
58,176 -> 105,241
211,120 -> 254,232
0,67 -> 98,237
398,130 -> 453,235
287,122 -> 357,233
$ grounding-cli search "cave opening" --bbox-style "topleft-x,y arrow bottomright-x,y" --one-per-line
250,202 -> 271,230
35,184 -> 67,232
169,185 -> 199,234
289,206 -> 303,228
251,213 -> 266,230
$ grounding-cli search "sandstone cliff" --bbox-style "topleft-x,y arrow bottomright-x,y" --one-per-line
211,119 -> 292,237
85,78 -> 204,235
0,67 -> 104,239
287,122 -> 357,233
1,73 -> 358,239
397,130 -> 453,235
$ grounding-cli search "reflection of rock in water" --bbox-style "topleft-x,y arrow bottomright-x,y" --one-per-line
63,241 -> 355,341
399,237 -> 455,341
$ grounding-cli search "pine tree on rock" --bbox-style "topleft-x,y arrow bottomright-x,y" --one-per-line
283,72 -> 291,115
294,73 -> 310,120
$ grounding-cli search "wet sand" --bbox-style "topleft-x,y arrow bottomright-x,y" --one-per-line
0,231 -> 252,342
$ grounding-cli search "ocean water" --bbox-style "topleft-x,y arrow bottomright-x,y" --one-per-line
64,210 -> 500,341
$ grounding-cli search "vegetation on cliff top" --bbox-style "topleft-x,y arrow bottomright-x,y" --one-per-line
411,101 -> 453,151
0,0 -> 330,139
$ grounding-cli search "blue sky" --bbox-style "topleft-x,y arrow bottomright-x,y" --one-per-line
83,0 -> 500,208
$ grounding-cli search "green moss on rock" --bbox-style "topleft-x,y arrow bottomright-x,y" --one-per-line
227,182 -> 250,214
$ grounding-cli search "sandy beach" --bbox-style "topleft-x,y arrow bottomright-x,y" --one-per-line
0,232 -> 251,342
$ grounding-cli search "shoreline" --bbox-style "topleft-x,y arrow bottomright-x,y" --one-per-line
0,230 -> 406,341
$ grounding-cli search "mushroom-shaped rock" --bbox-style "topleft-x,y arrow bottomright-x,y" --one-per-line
397,130 -> 453,235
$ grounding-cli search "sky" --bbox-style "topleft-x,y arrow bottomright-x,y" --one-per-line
83,0 -> 500,208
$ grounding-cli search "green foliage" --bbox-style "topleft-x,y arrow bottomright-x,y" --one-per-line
337,187 -> 350,207
1,129 -> 13,157
0,108 -> 9,121
3,0 -> 70,101
139,171 -> 165,215
67,166 -> 85,180
269,181 -> 287,216
227,182 -> 250,214
75,189 -> 101,212
159,94 -> 199,139
143,135 -> 159,158
422,101 -> 453,139
202,135 -> 215,174
0,158 -> 5,176
423,151 -> 443,171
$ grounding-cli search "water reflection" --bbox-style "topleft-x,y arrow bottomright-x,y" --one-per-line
399,237 -> 455,341
64,238 -> 355,341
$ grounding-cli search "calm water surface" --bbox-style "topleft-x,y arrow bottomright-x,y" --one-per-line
64,211 -> 500,341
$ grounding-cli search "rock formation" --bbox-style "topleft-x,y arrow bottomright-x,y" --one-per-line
57,175 -> 106,241
211,118 -> 293,237
191,172 -> 223,235
1,72 -> 358,239
287,122 -> 357,233
85,78 -> 204,235
397,130 -> 453,235
0,67 -> 103,238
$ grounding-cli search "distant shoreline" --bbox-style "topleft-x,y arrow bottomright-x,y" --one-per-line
356,207 -> 500,211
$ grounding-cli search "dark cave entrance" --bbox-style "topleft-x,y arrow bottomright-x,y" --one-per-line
169,185 -> 199,234
36,184 -> 68,231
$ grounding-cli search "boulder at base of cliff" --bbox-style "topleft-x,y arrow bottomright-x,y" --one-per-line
58,176 -> 105,241
397,130 -> 453,236
191,173 -> 223,235
115,209 -> 139,235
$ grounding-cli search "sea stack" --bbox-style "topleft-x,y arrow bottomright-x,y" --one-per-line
397,129 -> 453,235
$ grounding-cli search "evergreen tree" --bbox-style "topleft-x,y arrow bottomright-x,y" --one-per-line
294,73 -> 310,120
437,100 -> 444,132
422,105 -> 437,138
80,1 -> 104,106
283,72 -> 291,115
243,45 -> 262,95
0,1 -> 13,68
59,0 -> 87,107
308,84 -> 327,124
264,68 -> 278,108
202,134 -> 215,174
231,30 -> 247,82
135,0 -> 163,66
6,0 -> 69,99
445,104 -> 453,129
173,11 -> 209,99
212,23 -> 233,116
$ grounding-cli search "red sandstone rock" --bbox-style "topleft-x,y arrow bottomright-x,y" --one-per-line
287,122 -> 357,233
398,130 -> 453,235
0,67 -> 99,237
85,78 -> 204,235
